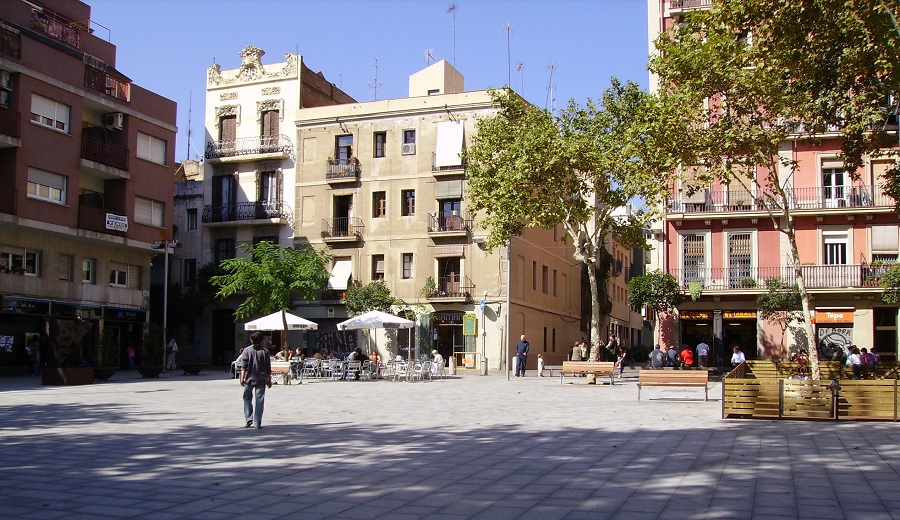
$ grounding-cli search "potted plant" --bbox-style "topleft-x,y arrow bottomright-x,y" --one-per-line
93,327 -> 119,381
178,344 -> 207,375
136,324 -> 165,378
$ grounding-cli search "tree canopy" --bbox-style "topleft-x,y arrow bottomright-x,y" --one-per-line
627,270 -> 683,313
344,279 -> 400,316
466,83 -> 688,351
209,241 -> 330,321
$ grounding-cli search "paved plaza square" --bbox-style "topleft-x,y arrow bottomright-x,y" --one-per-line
1,368 -> 898,519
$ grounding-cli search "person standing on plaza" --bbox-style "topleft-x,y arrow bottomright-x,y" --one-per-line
165,335 -> 178,371
126,343 -> 135,370
848,346 -> 864,379
614,347 -> 627,379
696,340 -> 710,368
240,332 -> 272,429
537,353 -> 545,377
571,341 -> 583,362
515,334 -> 529,377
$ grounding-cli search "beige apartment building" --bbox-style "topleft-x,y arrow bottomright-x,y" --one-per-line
293,61 -> 586,371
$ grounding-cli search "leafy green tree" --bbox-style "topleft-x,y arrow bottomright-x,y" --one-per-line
344,279 -> 400,316
466,84 -> 687,353
627,270 -> 683,313
880,264 -> 900,304
209,241 -> 330,347
757,278 -> 803,331
649,0 -> 900,378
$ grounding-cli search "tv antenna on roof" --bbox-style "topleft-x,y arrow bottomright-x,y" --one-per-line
425,48 -> 435,66
368,56 -> 382,101
545,62 -> 556,112
448,3 -> 457,68
504,22 -> 512,87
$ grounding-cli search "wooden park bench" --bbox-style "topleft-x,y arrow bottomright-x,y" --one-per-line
638,370 -> 709,401
560,361 -> 616,385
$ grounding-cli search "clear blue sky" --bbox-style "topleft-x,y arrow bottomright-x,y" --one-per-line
86,0 -> 651,162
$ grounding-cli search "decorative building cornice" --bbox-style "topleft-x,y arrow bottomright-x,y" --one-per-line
214,104 -> 241,127
219,92 -> 237,101
207,47 -> 298,87
256,160 -> 282,172
261,86 -> 281,96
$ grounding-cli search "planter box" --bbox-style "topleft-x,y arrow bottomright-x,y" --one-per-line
136,366 -> 164,378
93,367 -> 117,381
180,363 -> 206,375
43,367 -> 93,386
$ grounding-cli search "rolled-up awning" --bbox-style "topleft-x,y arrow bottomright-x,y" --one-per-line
327,259 -> 352,290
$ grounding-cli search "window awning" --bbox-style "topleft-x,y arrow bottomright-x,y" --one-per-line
434,245 -> 464,258
435,120 -> 464,168
872,225 -> 899,254
327,259 -> 352,290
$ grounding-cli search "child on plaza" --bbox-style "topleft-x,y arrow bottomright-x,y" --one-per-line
537,354 -> 545,377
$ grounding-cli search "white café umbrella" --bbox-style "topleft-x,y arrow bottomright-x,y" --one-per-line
244,310 -> 318,331
337,310 -> 414,359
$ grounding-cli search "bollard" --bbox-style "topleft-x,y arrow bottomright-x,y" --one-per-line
481,356 -> 488,376
449,356 -> 457,375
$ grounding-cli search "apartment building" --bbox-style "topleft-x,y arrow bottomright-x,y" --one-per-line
0,0 -> 176,374
649,0 -> 898,365
197,46 -> 354,365
292,60 -> 585,371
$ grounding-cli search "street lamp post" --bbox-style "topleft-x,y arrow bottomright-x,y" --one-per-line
151,240 -> 178,364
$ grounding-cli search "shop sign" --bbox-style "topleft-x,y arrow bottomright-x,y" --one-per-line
681,311 -> 712,320
103,307 -> 146,323
2,297 -> 49,315
462,314 -> 477,336
463,353 -> 476,368
51,302 -> 103,319
723,311 -> 757,319
814,310 -> 854,324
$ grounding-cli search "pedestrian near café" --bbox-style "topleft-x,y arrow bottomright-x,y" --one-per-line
571,341 -> 583,362
696,340 -> 710,368
165,335 -> 178,371
126,343 -> 135,370
515,334 -> 529,377
240,332 -> 272,429
730,345 -> 746,367
614,347 -> 627,379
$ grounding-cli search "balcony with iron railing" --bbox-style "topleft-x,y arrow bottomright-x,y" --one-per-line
78,204 -> 127,237
321,217 -> 364,242
427,211 -> 472,235
0,108 -> 20,142
669,0 -> 714,11
425,275 -> 474,301
667,264 -> 894,291
667,185 -> 893,215
0,185 -> 15,215
431,152 -> 466,175
205,134 -> 294,161
84,66 -> 131,102
326,160 -> 361,182
80,134 -> 128,172
201,200 -> 292,224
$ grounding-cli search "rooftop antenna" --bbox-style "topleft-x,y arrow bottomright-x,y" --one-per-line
545,62 -> 556,112
425,48 -> 435,66
368,56 -> 382,101
448,3 -> 457,69
185,91 -> 192,162
516,62 -> 525,96
504,22 -> 512,87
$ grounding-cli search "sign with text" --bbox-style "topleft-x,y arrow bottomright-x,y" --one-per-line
462,314 -> 477,336
105,213 -> 128,232
723,311 -> 757,319
814,310 -> 854,324
680,311 -> 712,320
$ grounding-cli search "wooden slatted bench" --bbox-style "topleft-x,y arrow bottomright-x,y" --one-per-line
560,361 -> 616,385
638,370 -> 709,401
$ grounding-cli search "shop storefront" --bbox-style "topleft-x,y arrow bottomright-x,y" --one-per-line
432,311 -> 476,369
814,308 -> 854,361
680,309 -> 758,366
103,307 -> 146,368
0,297 -> 49,373
721,311 -> 759,362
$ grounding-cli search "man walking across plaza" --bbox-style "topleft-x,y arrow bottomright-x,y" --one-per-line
240,332 -> 272,429
696,340 -> 710,368
515,334 -> 530,377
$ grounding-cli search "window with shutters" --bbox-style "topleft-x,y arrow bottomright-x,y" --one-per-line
136,132 -> 166,165
372,254 -> 385,280
871,225 -> 899,264
374,131 -> 386,158
261,110 -> 279,137
214,238 -> 235,265
822,167 -> 847,207
372,191 -> 386,218
402,253 -> 413,279
135,196 -> 164,227
258,170 -> 279,202
31,93 -> 69,132
532,261 -> 538,290
542,265 -> 549,294
27,167 -> 66,204
336,135 -> 353,165
82,258 -> 95,284
110,262 -> 128,287
727,233 -> 752,288
219,115 -> 237,142
186,209 -> 197,231
682,234 -> 706,284
0,246 -> 40,276
401,189 -> 415,216
823,231 -> 848,265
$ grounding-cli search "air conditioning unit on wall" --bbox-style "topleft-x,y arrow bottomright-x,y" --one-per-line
401,142 -> 416,155
103,112 -> 124,130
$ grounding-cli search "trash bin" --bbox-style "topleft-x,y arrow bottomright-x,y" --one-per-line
481,356 -> 488,376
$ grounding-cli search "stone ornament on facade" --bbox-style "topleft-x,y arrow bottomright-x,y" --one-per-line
257,99 -> 284,122
236,45 -> 266,82
257,160 -> 282,172
215,104 -> 240,127
261,86 -> 281,96
219,92 -> 237,101
207,48 -> 298,87
207,63 -> 223,85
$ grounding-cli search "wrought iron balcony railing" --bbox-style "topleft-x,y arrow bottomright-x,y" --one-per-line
427,211 -> 472,233
202,201 -> 292,223
667,185 -> 892,214
431,152 -> 465,173
84,66 -> 131,102
670,0 -> 714,9
426,275 -> 474,300
205,134 -> 294,160
81,134 -> 128,171
326,161 -> 361,181
321,217 -> 364,240
667,264 -> 894,291
78,204 -> 126,237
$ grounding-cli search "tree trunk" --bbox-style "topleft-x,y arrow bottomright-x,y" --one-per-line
785,226 -> 821,380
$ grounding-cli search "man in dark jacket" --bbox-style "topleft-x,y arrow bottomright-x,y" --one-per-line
240,332 -> 272,429
515,335 -> 529,377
